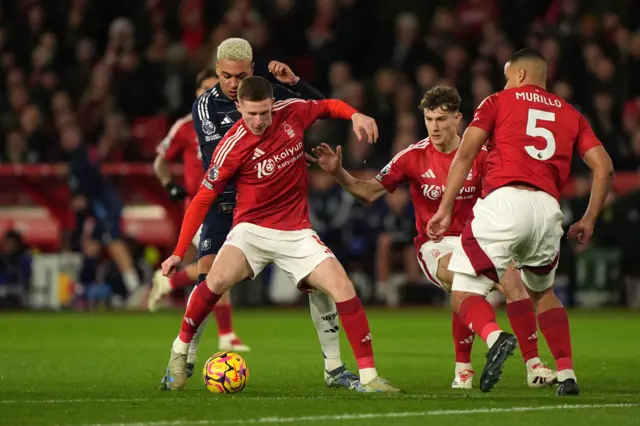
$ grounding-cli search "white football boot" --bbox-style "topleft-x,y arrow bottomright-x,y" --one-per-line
219,333 -> 251,352
527,362 -> 558,388
452,369 -> 475,389
147,270 -> 172,312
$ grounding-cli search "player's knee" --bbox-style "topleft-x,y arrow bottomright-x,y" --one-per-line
205,271 -> 231,295
527,286 -> 561,312
502,280 -> 529,303
326,277 -> 356,303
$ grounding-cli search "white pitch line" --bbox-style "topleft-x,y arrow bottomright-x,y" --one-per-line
75,403 -> 639,426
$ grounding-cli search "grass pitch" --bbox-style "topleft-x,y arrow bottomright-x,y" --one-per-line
1,308 -> 639,426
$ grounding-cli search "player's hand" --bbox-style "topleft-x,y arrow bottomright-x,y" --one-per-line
311,143 -> 342,174
268,61 -> 299,85
161,255 -> 182,277
568,219 -> 595,245
426,209 -> 452,241
351,113 -> 379,144
304,152 -> 318,168
165,181 -> 188,202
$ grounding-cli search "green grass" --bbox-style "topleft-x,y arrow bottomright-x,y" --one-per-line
1,308 -> 639,426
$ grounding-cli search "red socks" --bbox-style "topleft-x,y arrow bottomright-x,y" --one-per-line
214,303 -> 233,336
179,282 -> 221,343
452,312 -> 474,363
336,296 -> 374,369
458,295 -> 501,342
538,307 -> 574,372
169,269 -> 195,290
506,299 -> 539,363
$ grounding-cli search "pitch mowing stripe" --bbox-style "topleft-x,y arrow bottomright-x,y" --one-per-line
3,394 -> 638,404
74,403 -> 639,426
0,398 -> 149,404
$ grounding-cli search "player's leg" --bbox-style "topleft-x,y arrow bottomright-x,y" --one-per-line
196,215 -> 249,350
518,190 -> 577,396
448,191 -> 525,392
94,196 -> 143,306
166,239 -> 260,390
307,290 -> 359,390
276,230 -> 402,392
303,258 -> 401,392
521,266 -> 577,395
419,241 -> 476,389
497,264 -> 557,387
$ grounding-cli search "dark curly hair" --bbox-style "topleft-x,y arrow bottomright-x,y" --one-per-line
418,85 -> 462,112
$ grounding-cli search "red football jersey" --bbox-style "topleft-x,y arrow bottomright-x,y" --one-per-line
470,85 -> 602,200
171,98 -> 358,257
156,114 -> 204,197
376,139 -> 488,248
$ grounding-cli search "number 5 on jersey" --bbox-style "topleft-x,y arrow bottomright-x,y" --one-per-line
525,108 -> 556,161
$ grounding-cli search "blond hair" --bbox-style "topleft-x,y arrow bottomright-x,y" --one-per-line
217,38 -> 253,62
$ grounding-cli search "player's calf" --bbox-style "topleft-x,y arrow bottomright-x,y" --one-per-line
171,246 -> 251,360
305,258 -> 402,392
525,279 -> 578,391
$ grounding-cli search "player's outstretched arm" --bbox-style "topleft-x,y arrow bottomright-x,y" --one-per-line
568,145 -> 614,244
269,61 -> 325,100
311,143 -> 386,203
428,126 -> 487,240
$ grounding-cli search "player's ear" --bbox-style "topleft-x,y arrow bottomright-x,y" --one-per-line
250,63 -> 255,76
517,68 -> 526,85
455,112 -> 462,124
235,101 -> 241,112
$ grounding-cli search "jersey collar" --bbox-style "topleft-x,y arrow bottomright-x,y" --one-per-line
210,82 -> 233,101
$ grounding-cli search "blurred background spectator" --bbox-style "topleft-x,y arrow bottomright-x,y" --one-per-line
0,0 -> 639,309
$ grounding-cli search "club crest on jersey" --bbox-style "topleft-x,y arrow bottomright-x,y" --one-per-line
202,120 -> 216,135
208,165 -> 220,181
201,239 -> 211,251
283,122 -> 295,138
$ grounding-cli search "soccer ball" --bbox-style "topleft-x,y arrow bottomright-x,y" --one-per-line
202,351 -> 249,393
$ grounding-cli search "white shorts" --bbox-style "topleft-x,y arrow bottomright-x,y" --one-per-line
449,187 -> 564,295
222,222 -> 336,286
417,236 -> 461,290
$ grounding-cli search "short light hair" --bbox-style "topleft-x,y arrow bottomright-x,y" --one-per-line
217,38 -> 253,62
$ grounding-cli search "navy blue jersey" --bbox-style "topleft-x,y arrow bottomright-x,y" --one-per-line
192,79 -> 324,208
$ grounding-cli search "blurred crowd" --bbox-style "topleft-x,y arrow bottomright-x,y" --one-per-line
1,0 -> 639,169
1,0 -> 640,308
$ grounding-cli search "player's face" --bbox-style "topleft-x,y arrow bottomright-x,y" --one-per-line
237,98 -> 274,135
216,59 -> 254,100
423,107 -> 461,149
196,77 -> 218,97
